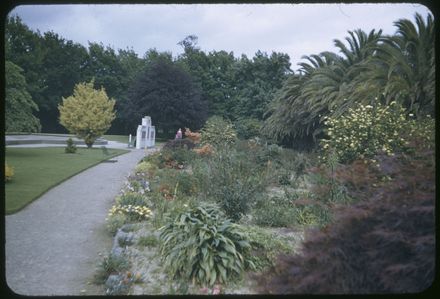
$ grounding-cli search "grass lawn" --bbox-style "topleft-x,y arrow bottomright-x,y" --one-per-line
5,147 -> 129,214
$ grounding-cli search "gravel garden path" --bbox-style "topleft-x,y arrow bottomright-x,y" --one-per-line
5,145 -> 153,296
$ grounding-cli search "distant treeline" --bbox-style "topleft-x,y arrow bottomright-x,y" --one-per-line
5,13 -> 434,147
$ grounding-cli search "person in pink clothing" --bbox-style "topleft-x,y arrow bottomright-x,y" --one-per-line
175,128 -> 182,139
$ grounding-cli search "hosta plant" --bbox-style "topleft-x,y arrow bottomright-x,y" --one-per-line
159,204 -> 255,287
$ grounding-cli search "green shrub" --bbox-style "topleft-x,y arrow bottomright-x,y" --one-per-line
309,150 -> 351,205
321,101 -> 408,164
168,148 -> 197,165
292,204 -> 323,226
106,213 -> 128,235
403,116 -> 435,152
148,190 -> 196,229
163,138 -> 196,150
244,226 -> 293,270
281,150 -> 313,178
143,147 -> 197,170
150,168 -> 196,201
138,235 -> 159,247
193,147 -> 267,221
254,188 -> 333,228
253,196 -> 297,227
116,192 -> 149,207
200,116 -> 237,148
174,171 -> 198,196
94,254 -> 131,284
141,151 -> 162,168
65,137 -> 77,153
255,143 -> 283,165
134,161 -> 157,177
159,204 -> 255,287
234,117 -> 262,139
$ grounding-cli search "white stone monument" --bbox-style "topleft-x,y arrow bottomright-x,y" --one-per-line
136,116 -> 156,149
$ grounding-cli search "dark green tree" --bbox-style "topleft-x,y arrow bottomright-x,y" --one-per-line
37,31 -> 89,132
111,48 -> 146,134
203,50 -> 237,118
123,56 -> 208,137
5,61 -> 41,132
5,15 -> 46,113
177,35 -> 292,127
82,42 -> 125,100
233,51 -> 292,120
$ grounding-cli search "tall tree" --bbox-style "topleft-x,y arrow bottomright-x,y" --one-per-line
366,13 -> 435,116
82,42 -> 125,100
5,61 -> 41,132
203,50 -> 237,118
112,48 -> 146,134
262,55 -> 331,147
233,51 -> 292,120
5,15 -> 46,111
262,29 -> 383,146
123,56 -> 207,137
177,35 -> 292,122
37,31 -> 89,132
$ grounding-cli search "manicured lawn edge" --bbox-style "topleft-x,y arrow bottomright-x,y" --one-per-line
5,148 -> 130,215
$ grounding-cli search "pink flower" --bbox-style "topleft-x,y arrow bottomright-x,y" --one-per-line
212,285 -> 221,295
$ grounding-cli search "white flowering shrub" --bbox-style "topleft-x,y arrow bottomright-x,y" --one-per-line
320,102 -> 408,164
200,116 -> 237,148
404,116 -> 435,151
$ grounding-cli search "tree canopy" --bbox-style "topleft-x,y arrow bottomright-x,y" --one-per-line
5,13 -> 434,147
262,13 -> 434,148
123,56 -> 208,137
5,60 -> 41,133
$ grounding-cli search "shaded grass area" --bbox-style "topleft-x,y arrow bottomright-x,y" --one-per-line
5,147 -> 129,214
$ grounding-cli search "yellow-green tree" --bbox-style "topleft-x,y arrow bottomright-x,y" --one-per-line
58,80 -> 115,148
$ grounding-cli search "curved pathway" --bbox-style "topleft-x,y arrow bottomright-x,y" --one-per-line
5,145 -> 153,296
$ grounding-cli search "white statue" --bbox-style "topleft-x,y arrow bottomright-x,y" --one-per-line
136,116 -> 156,149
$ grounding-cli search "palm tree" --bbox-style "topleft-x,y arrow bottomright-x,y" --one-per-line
262,54 -> 334,145
366,13 -> 434,116
263,29 -> 383,145
263,13 -> 434,148
301,29 -> 383,118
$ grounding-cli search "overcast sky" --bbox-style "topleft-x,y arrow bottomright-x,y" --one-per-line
8,3 -> 432,71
